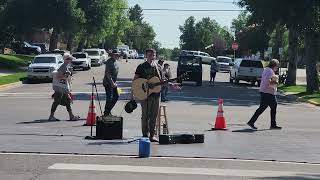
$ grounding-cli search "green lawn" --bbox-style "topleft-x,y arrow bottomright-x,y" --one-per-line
278,85 -> 306,93
279,85 -> 320,105
0,72 -> 27,86
0,54 -> 34,69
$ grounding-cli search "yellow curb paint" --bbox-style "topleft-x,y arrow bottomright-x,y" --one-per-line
0,82 -> 22,91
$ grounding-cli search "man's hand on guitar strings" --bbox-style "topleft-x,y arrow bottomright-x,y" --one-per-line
169,82 -> 182,90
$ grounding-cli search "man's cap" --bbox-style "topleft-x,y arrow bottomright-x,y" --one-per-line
145,48 -> 156,54
63,53 -> 75,60
125,100 -> 137,114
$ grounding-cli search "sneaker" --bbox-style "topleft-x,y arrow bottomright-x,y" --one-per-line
103,113 -> 113,117
149,136 -> 159,142
270,126 -> 282,130
48,116 -> 60,121
69,115 -> 80,121
247,122 -> 257,130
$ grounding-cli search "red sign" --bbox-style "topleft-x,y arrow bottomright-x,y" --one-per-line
232,42 -> 239,50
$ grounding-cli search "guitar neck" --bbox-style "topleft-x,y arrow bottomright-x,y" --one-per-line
152,78 -> 177,86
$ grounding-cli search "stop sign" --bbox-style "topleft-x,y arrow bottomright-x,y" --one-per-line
232,42 -> 239,50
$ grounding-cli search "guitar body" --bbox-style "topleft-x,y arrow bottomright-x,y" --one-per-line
132,76 -> 162,101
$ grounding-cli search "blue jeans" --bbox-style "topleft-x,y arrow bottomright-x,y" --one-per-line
161,86 -> 168,101
104,86 -> 119,115
248,92 -> 278,127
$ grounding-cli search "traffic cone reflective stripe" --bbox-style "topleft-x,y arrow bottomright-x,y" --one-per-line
85,95 -> 97,126
212,99 -> 227,130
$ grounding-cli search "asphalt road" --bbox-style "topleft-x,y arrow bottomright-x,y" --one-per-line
0,59 -> 319,179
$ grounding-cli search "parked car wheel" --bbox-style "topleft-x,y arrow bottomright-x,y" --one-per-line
257,80 -> 261,87
235,79 -> 240,84
229,78 -> 234,83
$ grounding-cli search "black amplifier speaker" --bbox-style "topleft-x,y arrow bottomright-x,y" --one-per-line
96,116 -> 123,140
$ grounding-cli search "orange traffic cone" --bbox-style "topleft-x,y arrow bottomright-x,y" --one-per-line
212,99 -> 227,130
84,95 -> 97,126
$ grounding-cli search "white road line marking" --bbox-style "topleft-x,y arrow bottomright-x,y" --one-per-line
2,152 -> 319,165
48,163 -> 317,177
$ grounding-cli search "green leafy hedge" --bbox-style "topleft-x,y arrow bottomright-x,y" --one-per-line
0,54 -> 34,69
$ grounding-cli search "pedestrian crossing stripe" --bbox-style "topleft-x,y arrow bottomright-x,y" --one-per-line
48,163 -> 318,178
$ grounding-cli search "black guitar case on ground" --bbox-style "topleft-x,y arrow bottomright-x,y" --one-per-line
159,134 -> 204,145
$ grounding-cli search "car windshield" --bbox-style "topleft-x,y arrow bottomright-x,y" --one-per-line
33,57 -> 56,63
24,42 -> 31,46
179,56 -> 201,65
73,54 -> 86,58
85,50 -> 99,56
240,60 -> 263,68
217,57 -> 232,63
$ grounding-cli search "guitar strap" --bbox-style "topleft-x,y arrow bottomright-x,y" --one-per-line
151,61 -> 162,81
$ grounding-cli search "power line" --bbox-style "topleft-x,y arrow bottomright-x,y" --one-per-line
121,8 -> 244,12
159,0 -> 236,3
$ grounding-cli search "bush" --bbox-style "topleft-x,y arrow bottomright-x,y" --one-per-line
0,54 -> 34,69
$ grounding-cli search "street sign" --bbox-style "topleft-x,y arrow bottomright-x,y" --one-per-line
232,42 -> 239,51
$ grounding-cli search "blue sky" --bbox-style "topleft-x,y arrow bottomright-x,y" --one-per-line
127,0 -> 243,49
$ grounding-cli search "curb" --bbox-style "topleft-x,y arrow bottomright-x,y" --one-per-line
278,90 -> 320,106
0,81 -> 23,91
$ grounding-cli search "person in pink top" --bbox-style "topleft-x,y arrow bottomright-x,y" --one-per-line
247,59 -> 282,130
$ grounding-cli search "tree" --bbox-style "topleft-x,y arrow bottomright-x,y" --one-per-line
170,48 -> 181,61
123,4 -> 156,52
231,11 -> 249,35
2,0 -> 85,50
179,16 -> 197,50
129,4 -> 143,24
195,17 -> 219,52
239,0 -> 319,92
180,16 -> 233,56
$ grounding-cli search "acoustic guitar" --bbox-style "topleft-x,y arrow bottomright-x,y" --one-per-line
132,73 -> 188,101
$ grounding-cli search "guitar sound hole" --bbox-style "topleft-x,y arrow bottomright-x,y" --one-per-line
142,84 -> 146,93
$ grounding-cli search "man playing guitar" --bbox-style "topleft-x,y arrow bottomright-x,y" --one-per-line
132,49 -> 161,142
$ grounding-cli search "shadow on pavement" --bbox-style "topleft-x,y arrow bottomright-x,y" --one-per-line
16,119 -> 85,124
0,132 -> 83,138
87,138 -> 138,145
259,174 -> 320,180
74,79 -> 300,108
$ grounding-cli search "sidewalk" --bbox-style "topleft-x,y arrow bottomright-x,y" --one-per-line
0,69 -> 16,77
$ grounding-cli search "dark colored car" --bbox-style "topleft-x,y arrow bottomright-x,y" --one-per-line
44,49 -> 67,56
12,41 -> 41,55
177,55 -> 203,86
32,43 -> 49,53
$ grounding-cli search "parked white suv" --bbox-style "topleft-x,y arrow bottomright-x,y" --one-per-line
230,59 -> 264,86
129,49 -> 138,59
100,49 -> 108,62
72,52 -> 91,70
84,49 -> 103,66
27,54 -> 63,82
